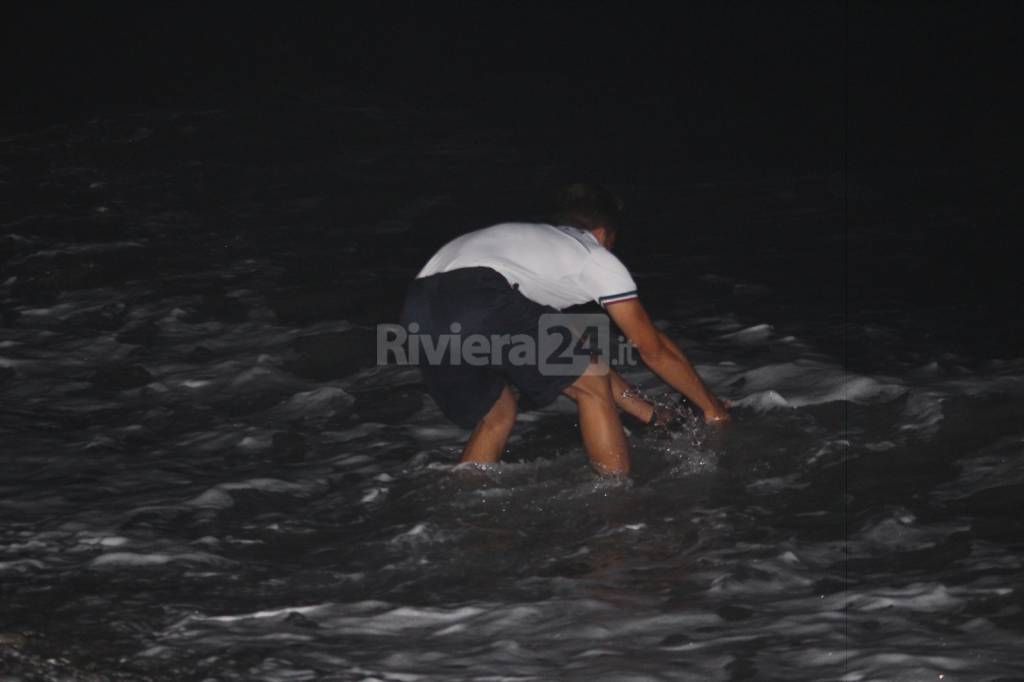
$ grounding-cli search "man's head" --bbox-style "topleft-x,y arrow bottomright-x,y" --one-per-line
548,183 -> 624,249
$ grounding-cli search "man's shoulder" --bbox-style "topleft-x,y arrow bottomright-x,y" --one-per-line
470,222 -> 602,258
536,223 -> 604,251
478,221 -> 552,232
475,222 -> 576,242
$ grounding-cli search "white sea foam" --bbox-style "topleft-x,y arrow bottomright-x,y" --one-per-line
90,551 -> 232,568
720,323 -> 775,343
185,478 -> 326,509
270,386 -> 354,420
732,389 -> 793,411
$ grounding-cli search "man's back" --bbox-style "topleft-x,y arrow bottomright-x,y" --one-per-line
416,222 -> 637,310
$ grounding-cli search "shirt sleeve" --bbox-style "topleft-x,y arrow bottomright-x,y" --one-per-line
577,248 -> 639,307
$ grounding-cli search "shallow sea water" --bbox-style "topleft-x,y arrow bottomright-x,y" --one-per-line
1,103 -> 1023,681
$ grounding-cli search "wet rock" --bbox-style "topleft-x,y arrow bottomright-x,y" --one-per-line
90,364 -> 153,390
272,431 -> 307,462
0,366 -> 14,383
286,329 -> 377,380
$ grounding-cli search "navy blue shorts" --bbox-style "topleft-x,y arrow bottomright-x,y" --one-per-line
399,267 -> 583,429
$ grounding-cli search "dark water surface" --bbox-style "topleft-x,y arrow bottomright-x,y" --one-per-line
2,102 -> 1022,680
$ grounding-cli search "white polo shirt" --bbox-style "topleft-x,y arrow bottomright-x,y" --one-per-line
416,222 -> 638,310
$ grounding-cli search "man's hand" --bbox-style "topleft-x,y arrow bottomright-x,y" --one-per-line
703,397 -> 730,424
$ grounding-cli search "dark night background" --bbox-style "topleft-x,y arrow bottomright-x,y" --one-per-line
4,2 -> 1021,353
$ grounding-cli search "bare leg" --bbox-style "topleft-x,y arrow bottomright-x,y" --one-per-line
563,362 -> 630,476
609,370 -> 655,424
461,385 -> 517,464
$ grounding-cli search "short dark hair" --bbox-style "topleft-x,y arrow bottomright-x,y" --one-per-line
548,183 -> 624,234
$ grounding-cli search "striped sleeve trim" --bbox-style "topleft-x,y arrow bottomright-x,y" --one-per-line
599,290 -> 639,306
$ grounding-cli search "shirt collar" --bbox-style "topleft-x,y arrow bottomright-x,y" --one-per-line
577,227 -> 601,246
552,223 -> 602,248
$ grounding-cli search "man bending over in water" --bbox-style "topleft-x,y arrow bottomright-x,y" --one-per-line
399,183 -> 728,475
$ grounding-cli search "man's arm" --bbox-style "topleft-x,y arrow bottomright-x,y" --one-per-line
605,299 -> 729,423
